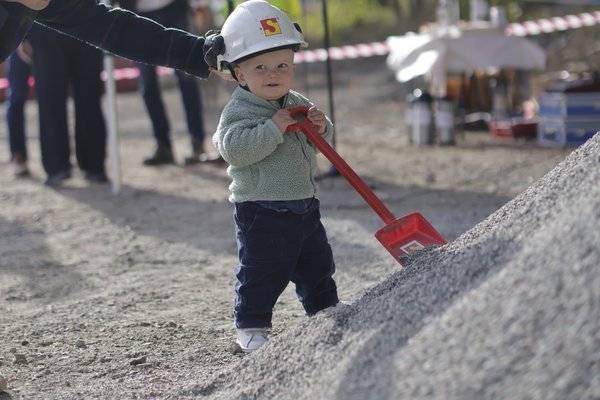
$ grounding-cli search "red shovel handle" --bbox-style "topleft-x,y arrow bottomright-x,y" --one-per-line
287,106 -> 396,224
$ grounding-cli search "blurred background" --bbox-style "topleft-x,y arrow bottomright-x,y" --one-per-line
2,0 -> 600,147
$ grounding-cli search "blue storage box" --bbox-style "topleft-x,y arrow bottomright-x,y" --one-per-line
537,117 -> 600,147
538,92 -> 600,118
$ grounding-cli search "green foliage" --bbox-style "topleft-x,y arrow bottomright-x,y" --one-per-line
301,0 -> 398,44
298,0 -> 585,45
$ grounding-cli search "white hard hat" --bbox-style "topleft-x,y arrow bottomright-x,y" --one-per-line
216,0 -> 308,71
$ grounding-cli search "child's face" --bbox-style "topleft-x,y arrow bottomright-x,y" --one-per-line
234,48 -> 296,100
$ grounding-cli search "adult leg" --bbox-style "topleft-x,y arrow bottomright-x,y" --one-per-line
135,62 -> 174,165
69,36 -> 107,181
176,71 -> 204,141
173,68 -> 207,161
30,28 -> 72,184
156,1 -> 220,165
5,53 -> 31,175
175,69 -> 222,164
135,3 -> 188,166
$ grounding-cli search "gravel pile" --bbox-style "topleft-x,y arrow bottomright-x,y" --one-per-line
182,134 -> 600,400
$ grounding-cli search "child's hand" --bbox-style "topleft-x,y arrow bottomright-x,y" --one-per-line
272,109 -> 296,133
307,106 -> 327,134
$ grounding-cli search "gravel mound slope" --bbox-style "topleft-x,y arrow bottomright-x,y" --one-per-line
185,134 -> 600,400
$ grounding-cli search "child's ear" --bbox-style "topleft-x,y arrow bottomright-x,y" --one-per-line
234,67 -> 245,85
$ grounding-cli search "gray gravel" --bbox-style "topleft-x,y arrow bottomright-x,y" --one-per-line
184,133 -> 600,400
0,57 -> 591,399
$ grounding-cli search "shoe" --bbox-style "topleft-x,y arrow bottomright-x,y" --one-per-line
236,328 -> 268,353
84,171 -> 109,183
143,145 -> 175,166
184,138 -> 225,165
184,151 -> 225,165
11,153 -> 30,177
44,169 -> 72,187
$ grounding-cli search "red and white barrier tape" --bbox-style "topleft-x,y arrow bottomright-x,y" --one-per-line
293,11 -> 600,61
293,11 -> 600,62
3,12 -> 600,91
294,41 -> 390,64
0,66 -> 172,91
506,11 -> 600,37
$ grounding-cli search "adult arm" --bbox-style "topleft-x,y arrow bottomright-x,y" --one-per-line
38,0 -> 209,78
0,2 -> 35,62
0,0 -> 209,78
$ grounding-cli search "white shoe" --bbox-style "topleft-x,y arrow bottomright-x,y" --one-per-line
236,328 -> 268,353
11,154 -> 29,177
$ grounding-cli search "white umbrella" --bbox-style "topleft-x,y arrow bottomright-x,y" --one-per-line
387,25 -> 546,95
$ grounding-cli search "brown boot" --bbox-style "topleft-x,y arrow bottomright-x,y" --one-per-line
143,145 -> 175,166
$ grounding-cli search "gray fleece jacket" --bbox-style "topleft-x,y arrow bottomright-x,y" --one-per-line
213,86 -> 334,203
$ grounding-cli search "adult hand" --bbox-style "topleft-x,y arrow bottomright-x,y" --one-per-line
2,0 -> 50,11
203,30 -> 224,69
16,41 -> 33,64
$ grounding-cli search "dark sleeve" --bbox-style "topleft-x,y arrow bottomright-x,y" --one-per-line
0,3 -> 36,63
36,0 -> 209,78
0,4 -> 7,29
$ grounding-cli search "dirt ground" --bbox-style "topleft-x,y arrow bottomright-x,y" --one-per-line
0,57 -> 573,399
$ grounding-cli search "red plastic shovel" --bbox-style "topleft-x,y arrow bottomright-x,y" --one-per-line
287,106 -> 447,265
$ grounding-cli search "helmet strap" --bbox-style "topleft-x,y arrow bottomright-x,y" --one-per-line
226,63 -> 239,82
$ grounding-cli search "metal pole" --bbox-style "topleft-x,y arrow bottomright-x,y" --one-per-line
104,53 -> 121,195
322,0 -> 335,144
321,0 -> 340,178
101,0 -> 121,195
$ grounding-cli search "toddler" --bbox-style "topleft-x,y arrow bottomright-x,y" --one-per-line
205,0 -> 340,353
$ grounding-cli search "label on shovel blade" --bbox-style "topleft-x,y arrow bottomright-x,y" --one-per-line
400,240 -> 426,254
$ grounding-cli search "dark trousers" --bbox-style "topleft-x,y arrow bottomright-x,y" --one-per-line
5,52 -> 31,160
30,27 -> 106,176
234,199 -> 339,329
135,0 -> 205,148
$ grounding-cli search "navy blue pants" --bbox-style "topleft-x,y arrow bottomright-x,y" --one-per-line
135,0 -> 205,148
5,52 -> 31,160
29,26 -> 106,176
234,199 -> 339,329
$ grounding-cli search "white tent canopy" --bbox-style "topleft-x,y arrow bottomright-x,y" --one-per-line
386,24 -> 546,96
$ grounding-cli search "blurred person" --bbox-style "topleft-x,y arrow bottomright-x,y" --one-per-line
206,0 -> 339,353
4,40 -> 33,177
189,0 -> 213,30
118,0 -> 216,166
28,25 -> 108,186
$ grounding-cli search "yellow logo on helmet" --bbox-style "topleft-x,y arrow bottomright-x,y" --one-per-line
260,18 -> 282,37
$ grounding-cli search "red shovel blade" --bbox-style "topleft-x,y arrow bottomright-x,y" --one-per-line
375,212 -> 447,264
287,106 -> 447,265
